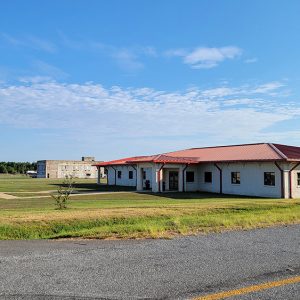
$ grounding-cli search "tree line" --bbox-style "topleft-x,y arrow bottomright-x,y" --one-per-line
0,162 -> 37,174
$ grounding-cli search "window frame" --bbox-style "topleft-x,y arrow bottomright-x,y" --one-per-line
264,172 -> 275,186
231,172 -> 241,185
204,171 -> 212,183
186,171 -> 195,183
129,170 -> 133,180
297,172 -> 300,187
117,170 -> 122,179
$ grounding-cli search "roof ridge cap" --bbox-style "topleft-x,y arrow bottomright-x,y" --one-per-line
188,142 -> 266,150
268,143 -> 288,160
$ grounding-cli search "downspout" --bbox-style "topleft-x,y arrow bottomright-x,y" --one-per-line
288,162 -> 300,199
182,164 -> 189,192
214,163 -> 222,194
157,163 -> 165,193
274,162 -> 284,198
111,166 -> 117,185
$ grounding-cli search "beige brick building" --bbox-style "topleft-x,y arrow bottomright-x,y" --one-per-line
37,157 -> 104,179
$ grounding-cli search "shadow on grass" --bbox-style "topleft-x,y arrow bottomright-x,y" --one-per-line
50,182 -> 266,200
136,191 -> 265,200
50,182 -> 136,193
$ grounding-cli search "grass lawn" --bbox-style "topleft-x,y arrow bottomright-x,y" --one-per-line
0,176 -> 299,240
0,176 -> 130,194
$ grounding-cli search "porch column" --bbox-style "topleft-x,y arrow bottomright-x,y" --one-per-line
283,170 -> 289,199
159,168 -> 164,192
152,164 -> 161,193
97,167 -> 101,185
136,165 -> 143,191
152,166 -> 158,192
178,166 -> 183,192
280,162 -> 297,199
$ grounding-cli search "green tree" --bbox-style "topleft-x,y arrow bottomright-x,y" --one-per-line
51,176 -> 75,210
0,164 -> 7,173
6,166 -> 15,174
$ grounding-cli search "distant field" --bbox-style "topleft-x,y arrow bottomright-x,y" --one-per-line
0,176 -> 299,240
0,174 -> 27,179
0,176 -> 109,193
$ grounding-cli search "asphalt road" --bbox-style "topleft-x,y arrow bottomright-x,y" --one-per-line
0,225 -> 299,300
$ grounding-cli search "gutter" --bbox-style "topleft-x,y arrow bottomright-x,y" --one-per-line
274,162 -> 284,198
214,163 -> 222,194
289,162 -> 300,199
182,164 -> 189,192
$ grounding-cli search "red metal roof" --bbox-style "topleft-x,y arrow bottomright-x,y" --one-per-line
165,143 -> 285,162
93,156 -> 149,166
272,144 -> 300,160
128,154 -> 200,164
93,143 -> 300,167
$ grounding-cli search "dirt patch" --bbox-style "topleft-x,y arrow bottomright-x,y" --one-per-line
0,192 -> 18,199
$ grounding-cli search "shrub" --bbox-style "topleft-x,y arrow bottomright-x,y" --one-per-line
51,176 -> 75,210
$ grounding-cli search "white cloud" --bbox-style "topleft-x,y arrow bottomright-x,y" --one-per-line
31,60 -> 69,79
253,82 -> 284,95
167,46 -> 242,69
141,46 -> 157,57
0,79 -> 299,148
112,49 -> 144,71
1,33 -> 57,53
244,57 -> 258,64
27,35 -> 57,53
164,48 -> 187,57
57,33 -> 157,72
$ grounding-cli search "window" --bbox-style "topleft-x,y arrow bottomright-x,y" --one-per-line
231,172 -> 240,184
129,170 -> 133,179
297,172 -> 300,186
204,172 -> 212,183
264,172 -> 275,186
117,171 -> 122,179
186,171 -> 194,182
143,171 -> 146,180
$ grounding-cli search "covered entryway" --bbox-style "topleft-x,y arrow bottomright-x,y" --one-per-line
168,171 -> 179,191
133,157 -> 199,192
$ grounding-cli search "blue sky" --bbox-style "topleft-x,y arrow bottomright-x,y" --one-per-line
1,0 -> 300,162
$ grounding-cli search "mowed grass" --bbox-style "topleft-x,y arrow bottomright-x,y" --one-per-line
0,176 -> 97,192
0,176 -> 130,195
0,177 -> 299,240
